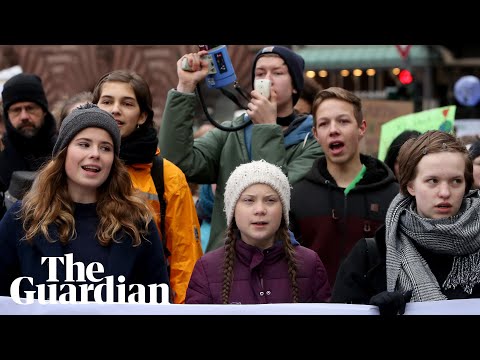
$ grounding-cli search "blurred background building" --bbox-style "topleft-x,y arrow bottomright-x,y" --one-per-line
0,45 -> 479,141
294,45 -> 480,115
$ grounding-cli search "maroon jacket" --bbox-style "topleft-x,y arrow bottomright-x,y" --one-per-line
186,238 -> 331,304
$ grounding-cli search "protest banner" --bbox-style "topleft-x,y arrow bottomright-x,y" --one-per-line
377,105 -> 456,161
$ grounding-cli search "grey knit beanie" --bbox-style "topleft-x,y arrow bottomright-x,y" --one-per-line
224,160 -> 291,227
53,103 -> 121,156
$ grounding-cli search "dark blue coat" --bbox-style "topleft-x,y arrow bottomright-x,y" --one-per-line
0,202 -> 169,303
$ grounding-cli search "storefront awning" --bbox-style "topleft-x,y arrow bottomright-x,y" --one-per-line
296,45 -> 440,70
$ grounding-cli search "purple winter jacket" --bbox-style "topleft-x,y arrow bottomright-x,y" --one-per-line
186,238 -> 331,304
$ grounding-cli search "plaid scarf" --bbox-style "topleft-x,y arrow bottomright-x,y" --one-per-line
385,191 -> 480,302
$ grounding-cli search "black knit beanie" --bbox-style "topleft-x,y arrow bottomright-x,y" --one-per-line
251,46 -> 305,106
469,140 -> 480,160
2,73 -> 49,114
53,103 -> 121,156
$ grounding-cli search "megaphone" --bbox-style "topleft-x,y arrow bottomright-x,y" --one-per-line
181,45 -> 250,132
202,45 -> 237,89
182,45 -> 237,89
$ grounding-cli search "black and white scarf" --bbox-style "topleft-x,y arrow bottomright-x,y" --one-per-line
385,191 -> 480,301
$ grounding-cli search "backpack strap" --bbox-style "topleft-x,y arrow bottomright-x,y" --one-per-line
151,155 -> 171,260
365,237 -> 379,270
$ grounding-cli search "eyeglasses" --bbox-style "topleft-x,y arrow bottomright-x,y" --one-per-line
7,104 -> 43,118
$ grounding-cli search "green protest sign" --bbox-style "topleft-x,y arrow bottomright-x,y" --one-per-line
377,105 -> 456,161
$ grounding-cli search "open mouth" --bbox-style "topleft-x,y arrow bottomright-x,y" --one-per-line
82,165 -> 100,173
329,141 -> 345,154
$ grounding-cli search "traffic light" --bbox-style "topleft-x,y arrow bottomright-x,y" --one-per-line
398,69 -> 413,85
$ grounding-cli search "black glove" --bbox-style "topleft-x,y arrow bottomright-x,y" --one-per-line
369,290 -> 413,316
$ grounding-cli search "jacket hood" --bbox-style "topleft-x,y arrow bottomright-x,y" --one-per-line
283,113 -> 314,148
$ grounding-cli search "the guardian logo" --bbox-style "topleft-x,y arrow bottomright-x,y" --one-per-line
10,253 -> 170,305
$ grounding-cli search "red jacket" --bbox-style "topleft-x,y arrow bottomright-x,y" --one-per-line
186,238 -> 331,304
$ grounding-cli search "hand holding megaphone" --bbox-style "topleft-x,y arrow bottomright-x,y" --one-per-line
177,45 -> 251,132
176,50 -> 210,93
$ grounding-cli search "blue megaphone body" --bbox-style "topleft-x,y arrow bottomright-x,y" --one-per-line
202,45 -> 237,89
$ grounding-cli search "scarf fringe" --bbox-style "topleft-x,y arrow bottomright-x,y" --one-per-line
443,251 -> 480,294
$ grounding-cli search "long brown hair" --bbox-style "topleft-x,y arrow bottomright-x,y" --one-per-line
221,218 -> 299,304
20,148 -> 153,246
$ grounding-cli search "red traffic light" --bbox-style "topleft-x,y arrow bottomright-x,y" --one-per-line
398,69 -> 413,85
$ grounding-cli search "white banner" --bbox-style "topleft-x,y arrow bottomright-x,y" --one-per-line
1,296 -> 479,315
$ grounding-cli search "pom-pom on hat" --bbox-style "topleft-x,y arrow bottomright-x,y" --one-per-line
224,160 -> 291,227
53,103 -> 121,156
251,46 -> 305,106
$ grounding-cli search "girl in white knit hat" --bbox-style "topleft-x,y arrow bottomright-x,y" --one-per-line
186,159 -> 331,304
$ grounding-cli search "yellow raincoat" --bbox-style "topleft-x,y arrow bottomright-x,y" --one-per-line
127,151 -> 202,303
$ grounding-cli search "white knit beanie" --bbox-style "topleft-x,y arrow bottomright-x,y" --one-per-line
224,160 -> 291,227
